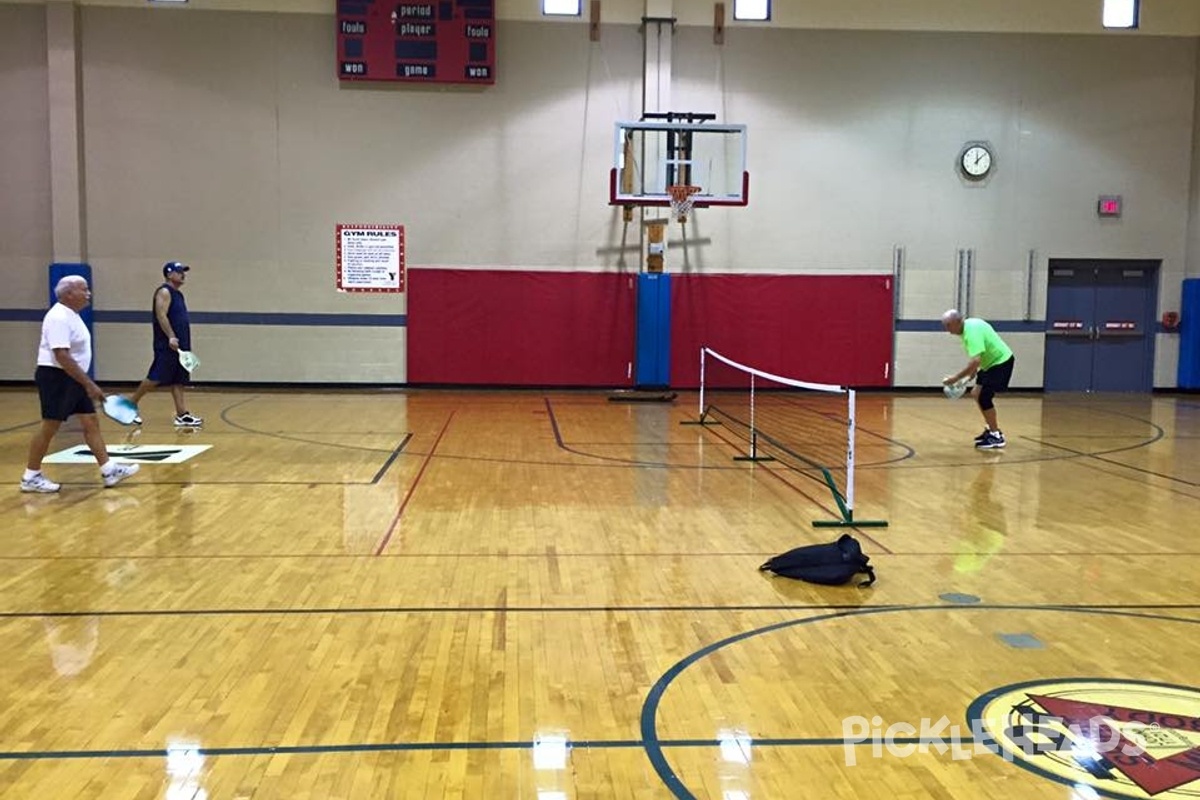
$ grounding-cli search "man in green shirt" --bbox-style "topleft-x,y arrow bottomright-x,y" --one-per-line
941,309 -> 1015,449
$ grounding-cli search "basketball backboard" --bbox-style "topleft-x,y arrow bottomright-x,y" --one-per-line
610,120 -> 749,209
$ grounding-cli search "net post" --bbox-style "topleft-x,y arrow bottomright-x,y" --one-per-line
732,372 -> 775,462
750,374 -> 755,454
813,386 -> 887,528
846,388 -> 856,515
681,346 -> 719,426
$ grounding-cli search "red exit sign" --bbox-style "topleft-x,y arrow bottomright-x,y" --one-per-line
1098,195 -> 1122,217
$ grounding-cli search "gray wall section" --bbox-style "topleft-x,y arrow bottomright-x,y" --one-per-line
1,5 -> 1196,385
0,5 -> 52,308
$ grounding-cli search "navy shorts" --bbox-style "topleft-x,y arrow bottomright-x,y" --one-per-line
977,356 -> 1015,391
35,365 -> 95,421
147,349 -> 191,385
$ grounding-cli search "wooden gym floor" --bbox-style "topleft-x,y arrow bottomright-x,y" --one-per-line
1,387 -> 1198,799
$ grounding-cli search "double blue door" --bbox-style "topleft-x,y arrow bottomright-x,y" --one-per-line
1043,260 -> 1158,392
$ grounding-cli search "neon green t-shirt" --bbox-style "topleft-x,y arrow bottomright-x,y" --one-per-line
961,318 -> 1013,371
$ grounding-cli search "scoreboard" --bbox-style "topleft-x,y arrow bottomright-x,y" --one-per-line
337,1 -> 495,85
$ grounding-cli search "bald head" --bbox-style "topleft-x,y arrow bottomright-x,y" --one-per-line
54,275 -> 87,299
941,309 -> 964,335
53,275 -> 91,311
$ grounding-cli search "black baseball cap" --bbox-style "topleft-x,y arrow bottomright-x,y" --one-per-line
163,261 -> 190,277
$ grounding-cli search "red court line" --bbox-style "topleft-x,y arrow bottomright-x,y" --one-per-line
372,411 -> 456,556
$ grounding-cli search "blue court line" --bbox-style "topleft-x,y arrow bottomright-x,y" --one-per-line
639,605 -> 1200,800
0,735 -> 977,762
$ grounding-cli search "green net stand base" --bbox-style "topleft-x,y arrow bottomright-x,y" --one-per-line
813,467 -> 888,528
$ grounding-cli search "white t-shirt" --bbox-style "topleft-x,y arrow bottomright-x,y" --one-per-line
37,303 -> 92,372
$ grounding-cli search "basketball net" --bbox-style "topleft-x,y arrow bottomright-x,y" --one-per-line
668,185 -> 701,223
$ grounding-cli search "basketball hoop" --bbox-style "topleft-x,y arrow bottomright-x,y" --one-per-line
668,185 -> 702,223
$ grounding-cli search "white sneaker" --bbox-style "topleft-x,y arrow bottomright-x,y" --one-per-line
174,413 -> 203,427
102,463 -> 140,488
20,473 -> 61,493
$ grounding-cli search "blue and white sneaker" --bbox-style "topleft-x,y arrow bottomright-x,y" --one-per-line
976,430 -> 1006,449
20,472 -> 61,493
102,463 -> 140,488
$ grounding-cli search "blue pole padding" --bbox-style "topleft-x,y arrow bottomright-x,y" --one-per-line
1180,278 -> 1200,389
635,273 -> 671,387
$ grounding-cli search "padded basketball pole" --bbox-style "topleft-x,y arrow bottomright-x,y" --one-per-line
629,5 -> 677,394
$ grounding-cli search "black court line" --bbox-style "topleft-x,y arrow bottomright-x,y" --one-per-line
543,396 -> 706,470
218,397 -> 401,454
638,605 -> 1200,800
708,419 -> 897,551
775,393 -> 919,466
406,449 -> 754,472
371,433 -> 412,483
0,419 -> 40,434
0,735 -> 977,763
871,396 -> 1176,471
3,606 -> 1196,773
539,397 -> 826,472
1027,436 -> 1200,488
4,602 -> 1197,620
372,411 -> 455,556
6,550 -> 1200,562
694,411 -> 895,553
543,395 -> 882,535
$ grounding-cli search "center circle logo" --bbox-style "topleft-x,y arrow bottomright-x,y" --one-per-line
967,679 -> 1200,798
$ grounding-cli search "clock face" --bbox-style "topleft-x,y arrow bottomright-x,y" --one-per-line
961,145 -> 992,178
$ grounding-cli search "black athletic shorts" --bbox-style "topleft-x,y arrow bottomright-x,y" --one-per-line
35,365 -> 95,421
147,349 -> 190,385
977,356 -> 1015,391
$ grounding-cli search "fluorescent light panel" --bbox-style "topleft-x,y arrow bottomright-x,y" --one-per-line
1102,0 -> 1138,28
733,0 -> 770,21
543,0 -> 581,15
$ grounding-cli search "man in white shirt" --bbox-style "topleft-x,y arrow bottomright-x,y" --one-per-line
21,276 -> 139,492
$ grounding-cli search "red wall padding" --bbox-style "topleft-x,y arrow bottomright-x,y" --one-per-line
407,269 -> 636,386
670,274 -> 894,388
407,269 -> 892,388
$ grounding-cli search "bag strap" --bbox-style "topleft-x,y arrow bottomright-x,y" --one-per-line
858,565 -> 876,587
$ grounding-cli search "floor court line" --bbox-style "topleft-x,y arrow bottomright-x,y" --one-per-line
639,605 -> 1200,800
7,550 -> 1198,561
0,735 -> 983,763
372,410 -> 456,556
3,602 -> 1198,619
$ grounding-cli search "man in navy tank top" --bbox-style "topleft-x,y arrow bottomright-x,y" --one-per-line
129,262 -> 202,426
